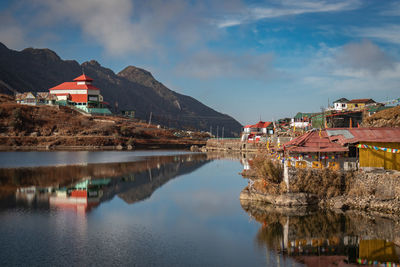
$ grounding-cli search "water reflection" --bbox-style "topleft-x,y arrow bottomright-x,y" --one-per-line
240,199 -> 400,266
1,153 -> 210,213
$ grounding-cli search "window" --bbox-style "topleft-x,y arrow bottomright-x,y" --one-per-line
342,104 -> 345,107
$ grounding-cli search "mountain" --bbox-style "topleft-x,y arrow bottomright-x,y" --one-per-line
0,43 -> 242,136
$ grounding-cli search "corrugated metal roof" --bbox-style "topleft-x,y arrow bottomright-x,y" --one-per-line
348,98 -> 375,104
283,127 -> 400,153
283,130 -> 348,153
346,128 -> 400,143
326,129 -> 354,139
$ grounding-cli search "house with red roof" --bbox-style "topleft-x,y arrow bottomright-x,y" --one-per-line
242,121 -> 274,142
281,128 -> 400,171
49,74 -> 111,114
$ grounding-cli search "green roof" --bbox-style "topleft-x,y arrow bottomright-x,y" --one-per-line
294,112 -> 318,119
367,106 -> 392,113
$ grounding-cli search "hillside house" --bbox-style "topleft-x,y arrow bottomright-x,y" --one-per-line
36,92 -> 57,105
347,98 -> 376,110
333,98 -> 349,111
290,112 -> 316,129
242,121 -> 274,142
49,74 -> 111,114
15,92 -> 57,106
15,92 -> 36,105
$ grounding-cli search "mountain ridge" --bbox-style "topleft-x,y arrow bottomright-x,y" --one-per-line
0,43 -> 242,136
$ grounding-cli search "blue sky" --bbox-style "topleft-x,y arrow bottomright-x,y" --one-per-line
1,0 -> 400,124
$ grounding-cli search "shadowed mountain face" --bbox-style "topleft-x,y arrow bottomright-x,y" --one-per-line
0,43 -> 242,136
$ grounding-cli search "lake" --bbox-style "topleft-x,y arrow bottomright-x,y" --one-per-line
0,151 -> 399,266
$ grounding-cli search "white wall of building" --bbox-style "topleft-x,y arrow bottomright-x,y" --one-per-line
334,102 -> 347,111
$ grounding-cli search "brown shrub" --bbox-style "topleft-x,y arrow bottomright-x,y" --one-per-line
251,154 -> 283,183
290,168 -> 343,199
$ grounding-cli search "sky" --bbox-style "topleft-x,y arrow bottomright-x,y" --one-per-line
1,0 -> 400,125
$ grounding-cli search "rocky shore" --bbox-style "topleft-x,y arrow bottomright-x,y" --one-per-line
240,158 -> 400,215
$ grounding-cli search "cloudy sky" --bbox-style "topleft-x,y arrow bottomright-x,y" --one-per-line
1,0 -> 400,124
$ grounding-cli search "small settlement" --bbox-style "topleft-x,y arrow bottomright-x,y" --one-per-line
241,97 -> 400,171
15,74 -> 112,115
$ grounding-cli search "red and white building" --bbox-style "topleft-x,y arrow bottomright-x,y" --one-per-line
241,121 -> 274,142
49,74 -> 103,107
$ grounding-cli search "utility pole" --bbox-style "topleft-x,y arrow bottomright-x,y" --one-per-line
148,112 -> 152,127
217,126 -> 219,140
222,126 -> 224,139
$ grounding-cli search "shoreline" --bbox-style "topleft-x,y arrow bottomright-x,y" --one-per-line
0,139 -> 206,151
240,185 -> 400,215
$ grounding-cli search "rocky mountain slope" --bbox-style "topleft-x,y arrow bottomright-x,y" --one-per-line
0,43 -> 242,136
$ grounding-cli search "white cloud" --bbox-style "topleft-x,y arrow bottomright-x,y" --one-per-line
299,41 -> 400,96
0,12 -> 26,49
335,40 -> 395,74
217,0 -> 361,28
175,50 -> 276,79
380,1 -> 400,16
354,25 -> 400,45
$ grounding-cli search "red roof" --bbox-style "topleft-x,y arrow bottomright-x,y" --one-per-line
327,128 -> 400,145
244,121 -> 272,128
348,98 -> 375,104
73,74 -> 93,82
283,127 -> 400,153
283,130 -> 348,153
49,82 -> 99,91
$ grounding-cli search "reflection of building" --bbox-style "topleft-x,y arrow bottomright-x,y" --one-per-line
240,202 -> 400,266
9,154 -> 211,213
50,178 -> 111,212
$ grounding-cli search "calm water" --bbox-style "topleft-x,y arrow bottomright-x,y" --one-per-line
0,151 -> 399,266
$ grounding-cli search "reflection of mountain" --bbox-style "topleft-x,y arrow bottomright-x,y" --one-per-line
240,200 -> 400,266
101,156 -> 210,204
0,153 -> 211,211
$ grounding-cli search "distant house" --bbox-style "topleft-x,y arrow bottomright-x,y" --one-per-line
36,92 -> 57,105
333,98 -> 349,111
15,92 -> 36,105
291,112 -> 316,129
243,121 -> 273,134
121,110 -> 135,118
242,121 -> 274,142
347,99 -> 376,110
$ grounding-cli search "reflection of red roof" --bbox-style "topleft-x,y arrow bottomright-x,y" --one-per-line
283,130 -> 348,153
73,74 -> 93,81
49,82 -> 99,91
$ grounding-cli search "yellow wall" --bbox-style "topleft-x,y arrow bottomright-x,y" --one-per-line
347,103 -> 365,110
359,142 -> 400,171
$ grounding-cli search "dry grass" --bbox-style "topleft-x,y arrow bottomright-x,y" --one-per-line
251,154 -> 283,184
290,168 -> 344,199
363,105 -> 400,127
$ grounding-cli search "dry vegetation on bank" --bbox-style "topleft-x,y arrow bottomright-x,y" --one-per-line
363,105 -> 400,127
245,153 -> 356,199
0,94 -> 208,149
